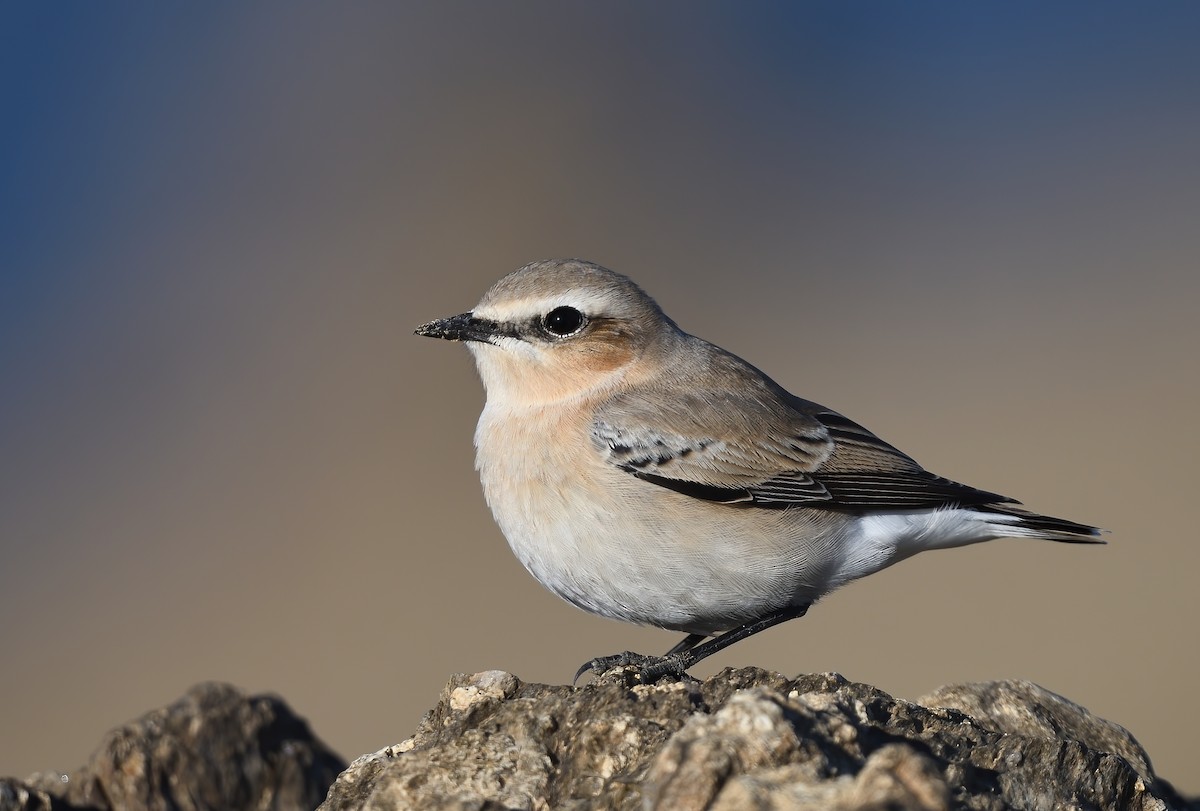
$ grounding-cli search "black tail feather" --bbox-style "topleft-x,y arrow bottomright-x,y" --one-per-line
979,504 -> 1106,544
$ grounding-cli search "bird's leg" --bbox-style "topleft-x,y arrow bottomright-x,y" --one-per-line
572,633 -> 707,685
573,603 -> 811,684
638,603 -> 811,681
663,633 -> 708,656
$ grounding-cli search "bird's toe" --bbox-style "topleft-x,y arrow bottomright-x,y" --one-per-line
574,651 -> 694,685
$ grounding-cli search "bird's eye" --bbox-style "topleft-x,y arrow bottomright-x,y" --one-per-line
542,306 -> 585,337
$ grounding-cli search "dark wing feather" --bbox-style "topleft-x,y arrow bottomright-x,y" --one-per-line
592,352 -> 1016,512
787,470 -> 1015,510
786,408 -> 1018,510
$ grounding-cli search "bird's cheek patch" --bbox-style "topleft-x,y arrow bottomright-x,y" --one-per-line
565,331 -> 636,375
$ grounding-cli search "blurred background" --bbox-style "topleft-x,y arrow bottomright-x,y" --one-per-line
2,1 -> 1197,794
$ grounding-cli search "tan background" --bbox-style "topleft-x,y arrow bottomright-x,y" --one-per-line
2,4 -> 1197,794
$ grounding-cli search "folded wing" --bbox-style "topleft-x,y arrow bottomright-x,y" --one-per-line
592,379 -> 1014,512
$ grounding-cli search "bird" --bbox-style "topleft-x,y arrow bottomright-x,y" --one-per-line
415,259 -> 1102,683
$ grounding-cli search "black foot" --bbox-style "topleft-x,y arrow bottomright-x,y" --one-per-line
573,651 -> 692,685
573,604 -> 813,687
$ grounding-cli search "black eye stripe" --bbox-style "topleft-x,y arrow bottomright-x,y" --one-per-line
542,306 -> 585,337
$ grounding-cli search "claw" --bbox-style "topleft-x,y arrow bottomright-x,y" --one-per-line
573,651 -> 643,685
572,660 -> 599,685
573,651 -> 693,685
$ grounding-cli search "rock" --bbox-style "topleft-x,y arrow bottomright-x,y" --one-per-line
1,682 -> 345,811
5,672 -> 1193,810
0,778 -> 62,811
318,668 -> 1194,811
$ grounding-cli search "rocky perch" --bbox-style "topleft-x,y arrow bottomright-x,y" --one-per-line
3,670 -> 1194,810
320,668 -> 1193,811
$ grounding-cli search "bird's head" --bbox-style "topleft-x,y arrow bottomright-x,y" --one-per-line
416,259 -> 677,406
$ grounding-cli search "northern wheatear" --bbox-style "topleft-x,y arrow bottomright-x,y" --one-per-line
416,259 -> 1102,682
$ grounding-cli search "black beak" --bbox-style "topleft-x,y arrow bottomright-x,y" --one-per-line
414,312 -> 498,343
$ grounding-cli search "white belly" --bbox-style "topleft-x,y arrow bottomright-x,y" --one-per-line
473,404 -> 858,633
472,403 -> 1012,635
